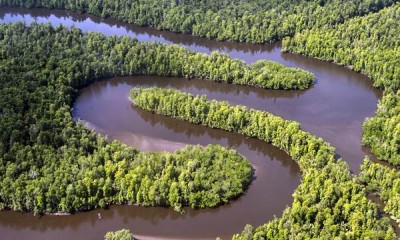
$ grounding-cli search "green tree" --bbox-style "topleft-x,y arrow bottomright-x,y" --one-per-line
104,229 -> 135,240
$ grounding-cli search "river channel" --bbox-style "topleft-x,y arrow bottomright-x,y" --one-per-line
0,7 -> 383,240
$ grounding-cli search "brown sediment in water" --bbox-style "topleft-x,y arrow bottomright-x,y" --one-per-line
0,7 -> 386,240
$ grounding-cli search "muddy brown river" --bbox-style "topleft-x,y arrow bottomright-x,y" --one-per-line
0,7 -> 383,240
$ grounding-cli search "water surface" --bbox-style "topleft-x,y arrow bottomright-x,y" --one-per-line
0,7 -> 383,240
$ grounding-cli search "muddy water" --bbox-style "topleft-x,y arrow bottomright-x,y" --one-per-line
0,7 -> 383,240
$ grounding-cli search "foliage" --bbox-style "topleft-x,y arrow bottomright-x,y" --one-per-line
0,0 -> 397,43
131,87 -> 396,239
131,87 -> 334,170
104,229 -> 136,240
283,3 -> 400,234
363,91 -> 400,166
359,159 -> 400,222
0,22 -> 255,214
124,145 -> 252,212
283,3 -> 400,166
0,0 -> 399,237
283,3 -> 400,92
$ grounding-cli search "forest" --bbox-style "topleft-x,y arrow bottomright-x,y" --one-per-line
283,3 -> 400,166
359,159 -> 400,223
283,3 -> 400,91
0,0 -> 398,43
282,3 -> 400,226
0,22 -> 260,214
1,0 -> 400,239
131,87 -> 396,239
363,90 -> 400,166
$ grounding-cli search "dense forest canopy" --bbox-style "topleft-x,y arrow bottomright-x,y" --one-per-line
1,0 -> 400,238
0,0 -> 398,43
131,87 -> 396,239
283,3 -> 400,91
283,2 -> 400,174
1,0 -> 397,168
360,159 -> 400,223
363,90 -> 400,166
282,3 -> 400,233
0,22 -> 257,214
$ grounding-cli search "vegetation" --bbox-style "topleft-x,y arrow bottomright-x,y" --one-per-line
282,3 -> 400,235
363,91 -> 400,167
131,87 -> 396,239
104,229 -> 136,240
1,0 -> 397,43
359,159 -> 400,224
283,3 -> 400,92
1,0 -> 399,238
0,22 -> 256,214
283,4 -> 400,166
131,87 -> 334,170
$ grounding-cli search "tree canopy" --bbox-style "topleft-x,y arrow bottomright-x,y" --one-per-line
282,3 -> 400,232
282,3 -> 400,166
131,87 -> 396,239
1,0 -> 400,238
359,159 -> 400,223
0,22 -> 256,214
104,229 -> 136,240
1,0 -> 397,43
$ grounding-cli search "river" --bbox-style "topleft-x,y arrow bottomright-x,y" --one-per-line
0,7 -> 382,240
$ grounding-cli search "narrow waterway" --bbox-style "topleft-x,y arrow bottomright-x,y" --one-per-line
0,7 -> 383,240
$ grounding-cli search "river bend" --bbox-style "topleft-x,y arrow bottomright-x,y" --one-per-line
0,7 -> 382,240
